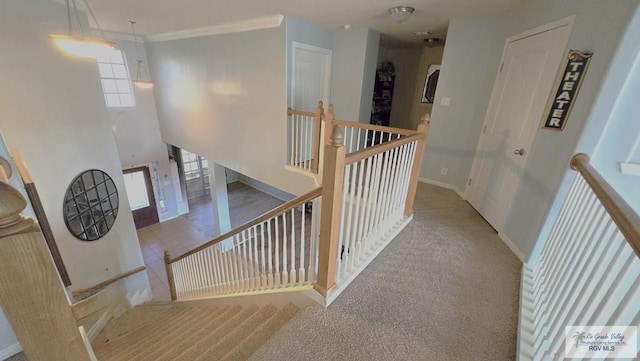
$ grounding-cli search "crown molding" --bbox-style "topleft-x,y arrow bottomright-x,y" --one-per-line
101,30 -> 137,42
146,15 -> 284,43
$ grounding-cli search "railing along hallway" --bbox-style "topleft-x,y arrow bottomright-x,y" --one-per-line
314,111 -> 429,301
287,102 -> 323,174
518,153 -> 640,361
325,104 -> 421,154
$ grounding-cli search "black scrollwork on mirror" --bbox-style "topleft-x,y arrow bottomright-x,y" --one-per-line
63,169 -> 118,241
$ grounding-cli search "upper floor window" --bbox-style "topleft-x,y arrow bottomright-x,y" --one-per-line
97,49 -> 135,108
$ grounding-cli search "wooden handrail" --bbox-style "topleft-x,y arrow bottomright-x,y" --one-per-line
70,266 -> 146,298
345,133 -> 424,166
169,187 -> 323,263
333,119 -> 419,136
287,108 -> 317,117
570,153 -> 640,258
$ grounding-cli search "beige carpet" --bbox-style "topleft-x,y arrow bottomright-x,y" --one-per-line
248,182 -> 522,361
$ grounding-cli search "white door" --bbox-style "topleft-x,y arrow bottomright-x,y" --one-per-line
291,42 -> 331,111
291,42 -> 332,168
466,21 -> 573,232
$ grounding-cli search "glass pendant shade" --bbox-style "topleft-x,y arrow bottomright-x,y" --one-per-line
51,34 -> 115,59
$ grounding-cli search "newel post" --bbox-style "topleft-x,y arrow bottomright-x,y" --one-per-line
323,104 -> 335,146
312,100 -> 324,174
164,250 -> 177,301
314,125 -> 345,297
404,113 -> 431,217
0,158 -> 93,361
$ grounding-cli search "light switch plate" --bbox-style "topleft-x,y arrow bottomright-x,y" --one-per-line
441,97 -> 451,107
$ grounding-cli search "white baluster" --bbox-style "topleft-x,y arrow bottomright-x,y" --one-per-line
340,163 -> 356,278
300,202 -> 306,285
267,220 -> 274,287
309,198 -> 320,283
356,155 -> 374,261
260,223 -> 267,289
364,152 -> 383,250
282,212 -> 289,286
289,209 -> 296,285
274,216 -> 281,287
351,159 -> 366,265
253,226 -> 259,289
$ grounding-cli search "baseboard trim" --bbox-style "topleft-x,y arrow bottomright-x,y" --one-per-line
0,342 -> 22,360
237,176 -> 295,202
498,233 -> 526,262
418,177 -> 465,199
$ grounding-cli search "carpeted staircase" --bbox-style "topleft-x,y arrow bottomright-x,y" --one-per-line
92,302 -> 301,361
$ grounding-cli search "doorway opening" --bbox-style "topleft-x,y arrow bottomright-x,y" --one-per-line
123,166 -> 160,229
179,149 -> 210,203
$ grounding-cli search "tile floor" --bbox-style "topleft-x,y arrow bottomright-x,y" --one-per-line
137,182 -> 284,301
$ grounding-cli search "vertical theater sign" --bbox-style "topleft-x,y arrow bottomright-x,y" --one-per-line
543,50 -> 593,131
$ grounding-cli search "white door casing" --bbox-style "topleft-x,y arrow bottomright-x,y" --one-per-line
465,18 -> 574,232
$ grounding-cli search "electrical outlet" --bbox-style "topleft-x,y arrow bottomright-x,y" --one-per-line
440,97 -> 451,107
441,167 -> 448,176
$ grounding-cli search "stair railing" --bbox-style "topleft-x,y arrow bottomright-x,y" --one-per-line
170,104 -> 429,304
314,110 -> 429,301
165,187 -> 322,301
324,104 -> 419,153
518,153 -> 640,360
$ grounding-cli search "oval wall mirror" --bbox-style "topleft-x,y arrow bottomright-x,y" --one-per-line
63,169 -> 118,241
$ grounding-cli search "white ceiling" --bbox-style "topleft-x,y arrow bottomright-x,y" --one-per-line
87,0 -> 525,47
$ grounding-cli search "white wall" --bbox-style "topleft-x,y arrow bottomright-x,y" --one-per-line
423,0 -> 640,261
358,29 -> 380,124
106,37 -> 183,222
421,16 -> 505,190
146,22 -> 316,197
0,0 -> 150,353
330,28 -> 380,123
591,8 -> 640,213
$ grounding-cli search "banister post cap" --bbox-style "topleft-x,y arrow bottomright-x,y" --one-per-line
420,112 -> 430,125
329,125 -> 344,146
0,158 -> 27,230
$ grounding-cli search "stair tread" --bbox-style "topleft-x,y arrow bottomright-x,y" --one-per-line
96,306 -> 212,360
124,305 -> 231,361
167,304 -> 260,361
190,304 -> 280,361
220,303 -> 301,361
136,305 -> 244,361
93,306 -> 194,355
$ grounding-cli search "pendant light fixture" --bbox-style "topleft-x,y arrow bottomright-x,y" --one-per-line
51,0 -> 115,59
388,6 -> 415,24
129,21 -> 154,90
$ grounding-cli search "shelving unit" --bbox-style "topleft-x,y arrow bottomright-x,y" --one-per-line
370,62 -> 396,127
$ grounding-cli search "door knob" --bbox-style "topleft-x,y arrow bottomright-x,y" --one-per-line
513,148 -> 525,156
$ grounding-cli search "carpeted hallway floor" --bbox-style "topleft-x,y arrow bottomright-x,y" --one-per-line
248,182 -> 522,361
